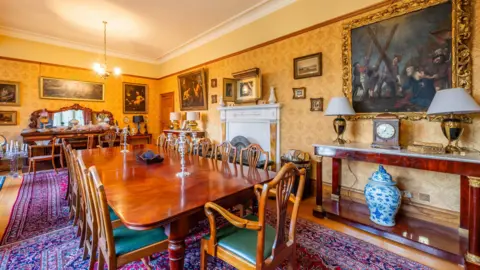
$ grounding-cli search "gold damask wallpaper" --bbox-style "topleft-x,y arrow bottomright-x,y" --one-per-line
0,59 -> 160,142
157,0 -> 480,214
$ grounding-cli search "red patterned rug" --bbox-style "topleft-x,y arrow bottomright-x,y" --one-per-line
0,170 -> 430,269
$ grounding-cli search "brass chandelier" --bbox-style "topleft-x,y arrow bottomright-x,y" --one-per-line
93,21 -> 121,79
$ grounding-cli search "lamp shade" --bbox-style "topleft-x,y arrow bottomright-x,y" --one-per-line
170,112 -> 181,121
132,115 -> 144,123
325,97 -> 356,116
427,88 -> 480,115
186,112 -> 200,121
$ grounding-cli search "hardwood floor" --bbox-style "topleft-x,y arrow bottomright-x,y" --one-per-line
0,172 -> 462,269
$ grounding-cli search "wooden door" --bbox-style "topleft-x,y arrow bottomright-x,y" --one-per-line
160,92 -> 174,132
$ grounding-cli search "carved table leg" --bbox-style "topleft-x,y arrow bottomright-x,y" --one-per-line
466,177 -> 480,269
331,158 -> 342,201
165,217 -> 190,270
313,156 -> 324,217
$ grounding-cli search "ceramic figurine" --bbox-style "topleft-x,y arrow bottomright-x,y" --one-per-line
364,165 -> 401,227
219,96 -> 225,107
268,86 -> 277,104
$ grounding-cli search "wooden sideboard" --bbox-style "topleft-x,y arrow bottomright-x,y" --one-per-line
312,143 -> 480,269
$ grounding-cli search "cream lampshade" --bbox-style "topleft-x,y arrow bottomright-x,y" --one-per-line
170,112 -> 181,130
186,112 -> 200,131
325,97 -> 356,144
426,88 -> 480,153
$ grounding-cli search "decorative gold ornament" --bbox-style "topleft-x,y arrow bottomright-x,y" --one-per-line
465,252 -> 480,266
468,177 -> 480,188
341,0 -> 472,122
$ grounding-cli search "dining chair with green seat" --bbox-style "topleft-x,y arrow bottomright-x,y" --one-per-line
214,141 -> 237,163
97,130 -> 117,148
73,154 -> 122,270
89,166 -> 169,270
156,133 -> 167,148
61,139 -> 73,203
63,143 -> 82,232
240,143 -> 269,170
200,162 -> 306,270
28,137 -> 63,178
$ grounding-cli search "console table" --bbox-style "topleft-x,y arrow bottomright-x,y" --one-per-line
163,130 -> 205,137
312,143 -> 480,268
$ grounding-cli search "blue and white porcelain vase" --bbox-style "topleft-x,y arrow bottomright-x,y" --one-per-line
364,165 -> 401,227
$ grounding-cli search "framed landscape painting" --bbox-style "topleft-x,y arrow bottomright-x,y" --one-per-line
40,77 -> 104,101
342,0 -> 472,120
123,83 -> 148,114
294,53 -> 322,79
0,81 -> 20,106
177,69 -> 208,111
0,111 -> 17,125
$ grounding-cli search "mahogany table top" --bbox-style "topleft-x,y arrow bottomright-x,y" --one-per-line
78,144 -> 276,230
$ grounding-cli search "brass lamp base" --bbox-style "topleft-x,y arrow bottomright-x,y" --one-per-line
172,120 -> 180,130
441,117 -> 464,154
333,116 -> 347,144
188,120 -> 199,131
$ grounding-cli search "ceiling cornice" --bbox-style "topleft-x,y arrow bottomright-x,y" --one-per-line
156,0 -> 295,63
0,26 -> 158,64
0,0 -> 295,65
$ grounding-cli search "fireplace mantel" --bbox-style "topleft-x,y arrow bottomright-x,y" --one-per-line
218,104 -> 281,169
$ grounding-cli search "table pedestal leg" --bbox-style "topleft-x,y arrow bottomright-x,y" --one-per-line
313,156 -> 324,217
165,217 -> 190,270
466,177 -> 480,269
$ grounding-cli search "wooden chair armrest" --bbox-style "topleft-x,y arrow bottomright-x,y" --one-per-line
204,202 -> 262,231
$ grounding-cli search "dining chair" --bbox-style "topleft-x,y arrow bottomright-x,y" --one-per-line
89,165 -> 169,270
200,163 -> 306,270
28,137 -> 63,178
157,133 -> 167,148
192,138 -> 212,157
74,155 -> 122,270
214,141 -> 237,163
98,130 -> 117,148
62,139 -> 73,202
240,143 -> 270,170
86,134 -> 95,149
64,144 -> 83,236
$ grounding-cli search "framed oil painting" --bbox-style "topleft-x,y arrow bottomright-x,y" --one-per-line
0,111 -> 17,125
40,77 -> 104,101
343,0 -> 472,121
310,98 -> 323,112
232,68 -> 261,104
178,69 -> 208,111
223,78 -> 236,102
294,53 -> 322,79
0,81 -> 20,106
123,83 -> 148,114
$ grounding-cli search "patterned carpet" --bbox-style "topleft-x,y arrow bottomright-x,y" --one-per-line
0,170 -> 431,269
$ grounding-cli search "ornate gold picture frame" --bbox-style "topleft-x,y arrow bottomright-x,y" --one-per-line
342,0 -> 472,121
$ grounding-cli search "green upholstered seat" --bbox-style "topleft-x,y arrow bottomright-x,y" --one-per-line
108,206 -> 119,221
203,214 -> 276,265
113,225 -> 168,256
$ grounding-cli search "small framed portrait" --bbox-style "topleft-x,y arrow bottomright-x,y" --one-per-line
294,53 -> 322,80
310,98 -> 324,112
0,81 -> 20,106
223,78 -> 236,102
292,87 -> 306,99
232,68 -> 261,104
211,94 -> 217,104
123,83 -> 148,114
211,78 -> 217,88
0,111 -> 17,125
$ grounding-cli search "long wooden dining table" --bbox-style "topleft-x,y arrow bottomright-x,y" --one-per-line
78,144 -> 276,269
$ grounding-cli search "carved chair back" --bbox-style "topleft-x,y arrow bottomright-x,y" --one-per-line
98,130 -> 117,148
240,143 -> 269,170
192,138 -> 212,157
89,166 -> 116,265
214,141 -> 237,163
157,133 -> 167,148
86,135 -> 95,149
254,162 -> 305,267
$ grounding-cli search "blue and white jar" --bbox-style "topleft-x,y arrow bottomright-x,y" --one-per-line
364,165 -> 401,227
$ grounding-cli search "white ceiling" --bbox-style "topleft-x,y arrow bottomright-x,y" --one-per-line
0,0 -> 294,63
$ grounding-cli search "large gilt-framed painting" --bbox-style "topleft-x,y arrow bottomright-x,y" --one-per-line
123,83 -> 148,114
177,69 -> 208,111
0,81 -> 20,106
40,77 -> 104,101
342,0 -> 472,120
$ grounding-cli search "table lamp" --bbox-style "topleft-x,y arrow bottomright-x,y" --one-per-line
132,115 -> 144,134
426,88 -> 480,153
186,112 -> 200,131
170,112 -> 181,130
325,97 -> 356,144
